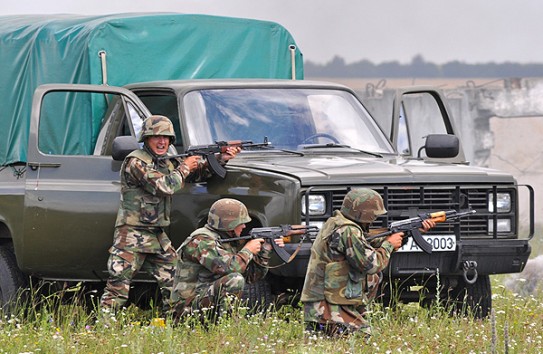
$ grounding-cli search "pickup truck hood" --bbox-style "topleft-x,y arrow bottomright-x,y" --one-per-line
228,152 -> 516,185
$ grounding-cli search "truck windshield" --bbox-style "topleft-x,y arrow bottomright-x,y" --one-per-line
183,88 -> 394,153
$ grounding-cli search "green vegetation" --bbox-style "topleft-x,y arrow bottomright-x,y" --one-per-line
306,54 -> 543,78
1,278 -> 541,353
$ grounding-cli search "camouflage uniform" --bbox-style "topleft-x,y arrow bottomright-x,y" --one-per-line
100,115 -> 210,311
171,198 -> 271,320
301,189 -> 394,338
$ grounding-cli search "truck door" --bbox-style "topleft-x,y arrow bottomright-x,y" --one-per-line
22,84 -> 150,280
390,87 -> 467,163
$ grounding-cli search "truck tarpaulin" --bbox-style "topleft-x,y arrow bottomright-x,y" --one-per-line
0,13 -> 303,165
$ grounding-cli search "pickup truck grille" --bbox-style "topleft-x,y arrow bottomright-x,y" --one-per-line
307,184 -> 517,239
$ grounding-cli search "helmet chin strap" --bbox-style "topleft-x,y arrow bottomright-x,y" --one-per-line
225,230 -> 236,238
143,142 -> 156,156
221,229 -> 236,240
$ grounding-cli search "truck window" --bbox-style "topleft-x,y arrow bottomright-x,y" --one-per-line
397,109 -> 410,155
39,90 -> 148,157
398,92 -> 449,157
307,94 -> 387,151
183,88 -> 394,153
38,91 -> 109,156
136,93 -> 183,149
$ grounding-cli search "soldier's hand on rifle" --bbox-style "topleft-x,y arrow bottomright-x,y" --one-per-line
420,219 -> 436,232
273,237 -> 285,248
386,232 -> 404,251
243,238 -> 265,255
181,155 -> 201,172
220,146 -> 241,162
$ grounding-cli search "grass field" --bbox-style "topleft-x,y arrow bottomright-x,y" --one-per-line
1,277 -> 541,354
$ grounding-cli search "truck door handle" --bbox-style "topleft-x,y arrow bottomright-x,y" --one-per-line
28,162 -> 62,170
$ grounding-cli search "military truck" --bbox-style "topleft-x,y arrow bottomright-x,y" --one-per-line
0,15 -> 534,318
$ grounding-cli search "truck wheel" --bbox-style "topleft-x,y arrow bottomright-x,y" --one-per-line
0,243 -> 28,314
447,274 -> 491,319
241,279 -> 274,312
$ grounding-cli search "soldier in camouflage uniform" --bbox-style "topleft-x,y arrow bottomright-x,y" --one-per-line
301,188 -> 435,338
100,115 -> 239,311
171,198 -> 284,322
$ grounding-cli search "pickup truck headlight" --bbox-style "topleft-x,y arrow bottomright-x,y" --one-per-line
302,194 -> 326,216
488,192 -> 511,213
488,218 -> 511,233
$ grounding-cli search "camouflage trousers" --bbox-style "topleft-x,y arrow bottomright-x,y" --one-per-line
173,272 -> 245,323
304,302 -> 371,338
100,245 -> 177,311
303,272 -> 381,338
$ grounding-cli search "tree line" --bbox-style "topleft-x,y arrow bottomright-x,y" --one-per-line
305,55 -> 543,78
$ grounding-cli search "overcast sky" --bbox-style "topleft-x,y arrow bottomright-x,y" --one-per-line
2,0 -> 542,65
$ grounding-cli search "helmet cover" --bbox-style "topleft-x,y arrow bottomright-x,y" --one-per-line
207,198 -> 252,231
340,188 -> 386,223
138,115 -> 176,143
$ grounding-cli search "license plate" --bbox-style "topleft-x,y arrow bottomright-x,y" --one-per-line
396,235 -> 456,253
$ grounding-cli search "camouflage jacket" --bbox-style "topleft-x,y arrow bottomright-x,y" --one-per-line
115,148 -> 209,228
300,210 -> 394,305
171,225 -> 271,304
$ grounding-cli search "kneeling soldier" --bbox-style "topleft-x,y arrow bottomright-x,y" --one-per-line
171,198 -> 283,322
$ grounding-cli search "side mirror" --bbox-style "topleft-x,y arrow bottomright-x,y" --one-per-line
418,134 -> 459,158
112,136 -> 140,161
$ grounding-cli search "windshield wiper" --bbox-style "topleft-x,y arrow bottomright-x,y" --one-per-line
240,144 -> 305,156
301,143 -> 350,149
300,143 -> 383,158
277,148 -> 305,156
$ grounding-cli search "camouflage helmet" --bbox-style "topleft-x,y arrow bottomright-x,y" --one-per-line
207,198 -> 252,231
340,188 -> 386,223
138,115 -> 176,143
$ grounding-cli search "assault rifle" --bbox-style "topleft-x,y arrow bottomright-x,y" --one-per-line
157,139 -> 271,178
366,209 -> 476,254
220,224 -> 319,265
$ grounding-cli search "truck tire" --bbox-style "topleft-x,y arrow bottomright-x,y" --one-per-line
448,274 -> 491,319
241,279 -> 274,312
0,243 -> 27,314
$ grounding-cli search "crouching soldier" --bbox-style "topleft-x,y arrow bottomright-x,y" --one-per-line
171,198 -> 284,323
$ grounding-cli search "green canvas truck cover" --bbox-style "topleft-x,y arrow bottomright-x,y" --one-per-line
0,13 -> 303,165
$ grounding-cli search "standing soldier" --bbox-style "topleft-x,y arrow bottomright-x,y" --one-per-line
171,198 -> 284,322
301,188 -> 434,338
100,115 -> 239,312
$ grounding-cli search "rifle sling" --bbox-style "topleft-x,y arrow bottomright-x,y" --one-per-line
254,233 -> 307,269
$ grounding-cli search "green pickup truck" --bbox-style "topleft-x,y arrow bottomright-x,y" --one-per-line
0,14 -> 534,318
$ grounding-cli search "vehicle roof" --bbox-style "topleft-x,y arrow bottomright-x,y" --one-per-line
125,79 -> 355,93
